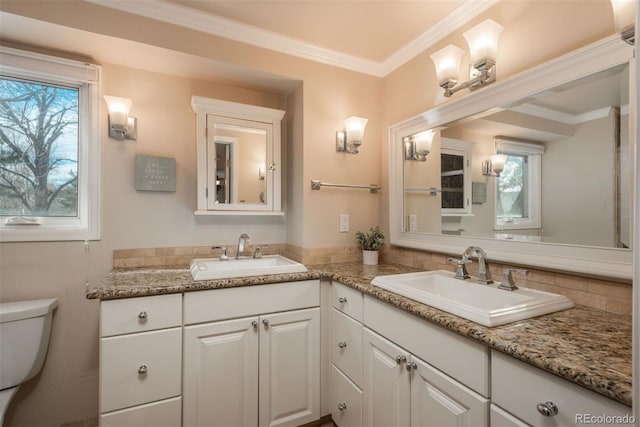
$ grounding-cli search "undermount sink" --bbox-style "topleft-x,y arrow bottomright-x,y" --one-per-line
190,255 -> 308,281
371,270 -> 574,327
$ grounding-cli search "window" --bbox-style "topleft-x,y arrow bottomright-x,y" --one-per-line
0,47 -> 100,242
494,140 -> 543,230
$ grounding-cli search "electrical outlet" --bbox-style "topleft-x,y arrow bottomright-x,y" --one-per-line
409,214 -> 417,232
339,214 -> 349,233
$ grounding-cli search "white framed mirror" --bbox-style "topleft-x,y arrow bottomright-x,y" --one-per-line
192,97 -> 285,215
389,35 -> 635,280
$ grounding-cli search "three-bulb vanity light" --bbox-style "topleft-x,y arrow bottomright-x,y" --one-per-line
430,19 -> 503,98
103,95 -> 137,140
404,130 -> 435,161
336,116 -> 368,154
482,154 -> 508,177
610,0 -> 636,44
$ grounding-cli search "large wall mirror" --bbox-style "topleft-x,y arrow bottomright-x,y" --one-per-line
389,36 -> 635,279
192,97 -> 285,215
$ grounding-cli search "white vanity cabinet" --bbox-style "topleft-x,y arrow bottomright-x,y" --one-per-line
330,282 -> 364,427
182,280 -> 321,427
491,350 -> 632,427
99,294 -> 183,426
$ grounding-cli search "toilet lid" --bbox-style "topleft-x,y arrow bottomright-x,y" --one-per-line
0,298 -> 58,323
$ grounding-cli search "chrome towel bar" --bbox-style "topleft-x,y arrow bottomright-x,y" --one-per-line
311,180 -> 381,193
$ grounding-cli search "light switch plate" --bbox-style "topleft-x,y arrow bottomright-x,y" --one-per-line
339,214 -> 349,233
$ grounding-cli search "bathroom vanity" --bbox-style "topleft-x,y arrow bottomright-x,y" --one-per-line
88,262 -> 632,427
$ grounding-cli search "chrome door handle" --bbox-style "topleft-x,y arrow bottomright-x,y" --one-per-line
536,401 -> 558,417
406,361 -> 417,371
396,355 -> 407,364
262,319 -> 269,327
138,311 -> 148,320
251,320 -> 258,329
138,365 -> 148,375
338,341 -> 347,349
338,297 -> 347,304
337,403 -> 347,411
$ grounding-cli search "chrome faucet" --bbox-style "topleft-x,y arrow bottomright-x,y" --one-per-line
461,246 -> 493,285
236,233 -> 250,259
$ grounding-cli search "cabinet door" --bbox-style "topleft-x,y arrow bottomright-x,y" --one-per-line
183,317 -> 259,427
410,356 -> 488,427
363,328 -> 411,427
259,308 -> 320,427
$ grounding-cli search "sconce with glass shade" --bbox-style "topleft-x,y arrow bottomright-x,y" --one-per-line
404,129 -> 435,161
103,95 -> 137,140
430,19 -> 503,97
610,0 -> 635,44
336,116 -> 368,154
482,154 -> 508,177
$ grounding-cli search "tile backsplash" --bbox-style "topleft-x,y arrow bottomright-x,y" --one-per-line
113,244 -> 632,316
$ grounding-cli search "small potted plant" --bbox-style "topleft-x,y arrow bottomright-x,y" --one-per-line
356,226 -> 385,265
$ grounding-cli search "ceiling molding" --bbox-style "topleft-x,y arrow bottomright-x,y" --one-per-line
85,0 -> 498,78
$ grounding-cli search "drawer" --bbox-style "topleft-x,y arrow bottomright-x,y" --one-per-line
101,294 -> 182,337
331,364 -> 363,427
184,280 -> 319,324
491,350 -> 632,426
331,308 -> 363,386
332,281 -> 363,322
100,396 -> 181,427
490,404 -> 529,427
100,328 -> 182,413
363,295 -> 489,397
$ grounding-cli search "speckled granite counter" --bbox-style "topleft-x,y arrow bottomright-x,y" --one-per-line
87,262 -> 632,407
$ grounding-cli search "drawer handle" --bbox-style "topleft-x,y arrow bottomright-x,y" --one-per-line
138,311 -> 148,320
337,403 -> 347,412
406,361 -> 417,372
138,365 -> 148,375
338,297 -> 348,304
395,355 -> 407,364
536,401 -> 558,417
338,341 -> 348,349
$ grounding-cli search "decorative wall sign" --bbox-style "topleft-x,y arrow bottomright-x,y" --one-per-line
135,155 -> 176,192
472,182 -> 486,204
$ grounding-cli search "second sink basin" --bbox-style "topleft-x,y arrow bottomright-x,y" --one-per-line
190,255 -> 308,281
371,270 -> 574,327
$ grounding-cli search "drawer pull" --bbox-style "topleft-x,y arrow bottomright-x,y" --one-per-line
138,365 -> 148,375
138,311 -> 148,320
406,361 -> 417,371
338,341 -> 348,349
337,403 -> 347,411
536,401 -> 558,417
395,355 -> 407,364
338,297 -> 348,304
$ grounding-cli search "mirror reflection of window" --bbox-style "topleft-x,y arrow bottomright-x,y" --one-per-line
496,154 -> 528,220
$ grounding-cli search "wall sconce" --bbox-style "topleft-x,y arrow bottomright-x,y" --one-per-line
430,19 -> 503,97
482,154 -> 508,177
404,130 -> 435,161
103,95 -> 137,140
610,0 -> 635,44
336,116 -> 368,154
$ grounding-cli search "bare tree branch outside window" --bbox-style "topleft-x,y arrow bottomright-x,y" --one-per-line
0,78 -> 79,216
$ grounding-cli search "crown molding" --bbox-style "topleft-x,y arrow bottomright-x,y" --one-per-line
85,0 -> 497,77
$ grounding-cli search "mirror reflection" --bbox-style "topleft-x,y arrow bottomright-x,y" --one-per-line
209,118 -> 268,207
403,63 -> 631,249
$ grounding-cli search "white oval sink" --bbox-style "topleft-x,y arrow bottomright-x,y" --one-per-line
371,270 -> 574,327
190,255 -> 308,281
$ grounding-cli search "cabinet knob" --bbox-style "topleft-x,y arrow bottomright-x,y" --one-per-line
338,297 -> 348,304
262,319 -> 269,327
406,361 -> 417,371
536,401 -> 558,417
138,311 -> 148,320
338,341 -> 348,349
395,355 -> 407,364
337,403 -> 347,412
138,365 -> 148,375
251,320 -> 258,329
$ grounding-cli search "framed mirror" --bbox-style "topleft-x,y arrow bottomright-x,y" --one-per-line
192,97 -> 285,215
389,36 -> 635,279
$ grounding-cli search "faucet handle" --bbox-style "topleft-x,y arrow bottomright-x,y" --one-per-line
212,246 -> 229,261
499,268 -> 528,291
253,245 -> 269,259
446,257 -> 471,280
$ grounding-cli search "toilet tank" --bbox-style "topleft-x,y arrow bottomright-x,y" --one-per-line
0,299 -> 58,390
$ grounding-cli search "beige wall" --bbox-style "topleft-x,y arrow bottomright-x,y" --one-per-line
0,0 -> 627,426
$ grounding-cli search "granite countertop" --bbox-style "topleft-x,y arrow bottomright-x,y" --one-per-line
88,262 -> 632,407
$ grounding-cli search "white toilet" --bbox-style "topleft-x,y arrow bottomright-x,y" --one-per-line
0,298 -> 58,425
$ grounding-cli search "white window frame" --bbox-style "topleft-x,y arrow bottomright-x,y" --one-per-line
493,139 -> 544,230
0,47 -> 101,242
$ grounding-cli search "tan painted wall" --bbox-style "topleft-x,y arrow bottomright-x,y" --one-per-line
0,0 -> 625,426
